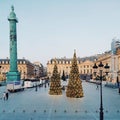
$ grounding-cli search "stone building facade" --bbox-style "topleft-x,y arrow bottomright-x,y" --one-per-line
47,51 -> 120,83
0,59 -> 34,81
47,58 -> 95,80
93,50 -> 120,83
33,62 -> 45,78
116,48 -> 120,82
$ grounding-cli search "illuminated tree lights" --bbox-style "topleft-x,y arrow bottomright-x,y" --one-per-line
66,51 -> 84,98
49,60 -> 62,95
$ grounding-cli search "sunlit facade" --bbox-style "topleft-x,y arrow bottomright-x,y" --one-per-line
0,59 -> 34,81
47,58 -> 94,80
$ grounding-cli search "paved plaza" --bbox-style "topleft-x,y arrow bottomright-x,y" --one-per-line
0,81 -> 120,120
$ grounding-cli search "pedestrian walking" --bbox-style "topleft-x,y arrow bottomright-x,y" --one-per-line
3,92 -> 6,101
96,84 -> 99,90
35,85 -> 37,91
6,91 -> 9,100
45,84 -> 46,88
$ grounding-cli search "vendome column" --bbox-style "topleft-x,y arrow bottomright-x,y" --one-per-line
6,6 -> 21,91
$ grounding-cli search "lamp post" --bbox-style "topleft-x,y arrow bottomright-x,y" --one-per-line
93,62 -> 110,120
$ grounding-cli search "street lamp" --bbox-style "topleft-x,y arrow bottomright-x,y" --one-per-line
93,62 -> 110,120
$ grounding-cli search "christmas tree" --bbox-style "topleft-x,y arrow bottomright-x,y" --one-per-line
49,59 -> 62,95
66,50 -> 84,98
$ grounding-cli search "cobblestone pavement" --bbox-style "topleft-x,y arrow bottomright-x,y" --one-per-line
0,81 -> 120,120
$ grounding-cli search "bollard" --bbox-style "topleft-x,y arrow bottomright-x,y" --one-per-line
23,110 -> 25,113
44,110 -> 46,113
34,110 -> 36,113
117,110 -> 119,113
13,110 -> 15,113
96,110 -> 98,113
105,110 -> 108,113
3,110 -> 5,113
64,110 -> 67,113
75,110 -> 78,113
85,110 -> 87,113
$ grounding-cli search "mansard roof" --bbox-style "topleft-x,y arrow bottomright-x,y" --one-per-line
0,58 -> 33,66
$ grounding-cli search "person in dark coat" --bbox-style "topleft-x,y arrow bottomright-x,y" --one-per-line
6,92 -> 9,100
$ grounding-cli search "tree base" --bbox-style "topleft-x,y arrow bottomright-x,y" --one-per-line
49,90 -> 62,95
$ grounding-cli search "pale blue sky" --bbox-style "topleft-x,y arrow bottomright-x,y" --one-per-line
0,0 -> 120,66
